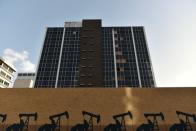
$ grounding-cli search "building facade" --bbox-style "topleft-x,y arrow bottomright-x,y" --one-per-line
0,57 -> 16,88
13,73 -> 35,88
34,19 -> 155,88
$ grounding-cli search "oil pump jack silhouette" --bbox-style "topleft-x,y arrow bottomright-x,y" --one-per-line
6,112 -> 37,131
136,112 -> 165,131
104,111 -> 133,131
170,111 -> 196,131
0,114 -> 7,130
0,114 -> 7,122
71,111 -> 100,131
38,111 -> 69,131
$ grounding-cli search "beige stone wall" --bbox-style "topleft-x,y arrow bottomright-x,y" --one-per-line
13,79 -> 33,88
0,88 -> 196,130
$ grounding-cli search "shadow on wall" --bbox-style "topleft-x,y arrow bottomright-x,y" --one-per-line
123,88 -> 196,131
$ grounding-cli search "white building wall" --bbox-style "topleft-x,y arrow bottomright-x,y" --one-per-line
0,58 -> 16,88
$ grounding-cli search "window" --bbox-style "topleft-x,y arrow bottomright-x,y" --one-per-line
81,66 -> 87,68
4,81 -> 9,87
81,36 -> 88,38
120,37 -> 124,41
0,71 -> 6,76
114,30 -> 118,34
116,51 -> 122,55
18,73 -> 23,76
0,79 -> 3,84
2,64 -> 8,69
6,75 -> 11,80
80,74 -> 86,77
8,68 -> 14,73
73,31 -> 77,35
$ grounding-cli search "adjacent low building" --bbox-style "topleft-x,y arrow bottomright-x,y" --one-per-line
0,57 -> 16,88
13,73 -> 35,88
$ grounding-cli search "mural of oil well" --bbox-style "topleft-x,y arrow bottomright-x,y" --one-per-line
0,111 -> 196,131
71,111 -> 100,131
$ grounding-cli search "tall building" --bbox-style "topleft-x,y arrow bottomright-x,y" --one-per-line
34,19 -> 156,88
0,57 -> 16,88
13,73 -> 35,88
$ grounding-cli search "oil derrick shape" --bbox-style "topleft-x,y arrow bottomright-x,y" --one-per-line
170,111 -> 196,131
6,112 -> 37,131
136,112 -> 165,131
0,114 -> 7,131
104,111 -> 133,131
38,111 -> 69,131
71,111 -> 101,131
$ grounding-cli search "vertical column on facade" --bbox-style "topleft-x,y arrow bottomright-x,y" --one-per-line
131,27 -> 142,87
79,20 -> 104,87
55,27 -> 66,88
112,29 -> 119,88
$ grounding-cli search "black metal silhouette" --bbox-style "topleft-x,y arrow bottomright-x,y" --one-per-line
169,111 -> 196,131
82,111 -> 100,131
0,114 -> 7,123
6,112 -> 37,131
136,112 -> 165,131
49,111 -> 69,131
104,120 -> 121,131
104,111 -> 133,131
0,114 -> 7,131
71,120 -> 89,131
71,111 -> 100,131
169,122 -> 187,131
6,119 -> 25,131
38,111 -> 69,131
38,123 -> 57,131
19,112 -> 38,131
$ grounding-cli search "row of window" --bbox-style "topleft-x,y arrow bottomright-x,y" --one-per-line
57,28 -> 80,87
0,78 -> 9,87
0,70 -> 12,80
102,28 -> 116,87
0,63 -> 14,74
35,27 -> 154,87
35,28 -> 63,87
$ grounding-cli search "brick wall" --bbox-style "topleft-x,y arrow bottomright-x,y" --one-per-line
0,88 -> 196,130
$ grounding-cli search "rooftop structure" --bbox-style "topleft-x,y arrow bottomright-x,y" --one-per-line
13,73 -> 35,88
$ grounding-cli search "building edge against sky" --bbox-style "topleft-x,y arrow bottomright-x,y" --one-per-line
34,19 -> 156,88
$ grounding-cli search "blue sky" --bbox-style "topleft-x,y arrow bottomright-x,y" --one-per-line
0,0 -> 196,87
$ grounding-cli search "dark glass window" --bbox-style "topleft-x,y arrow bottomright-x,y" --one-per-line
133,27 -> 155,87
57,27 -> 81,87
35,28 -> 63,88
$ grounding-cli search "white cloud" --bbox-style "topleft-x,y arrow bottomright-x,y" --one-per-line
2,48 -> 36,72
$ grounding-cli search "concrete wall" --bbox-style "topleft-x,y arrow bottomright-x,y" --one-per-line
13,79 -> 34,88
0,88 -> 196,130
